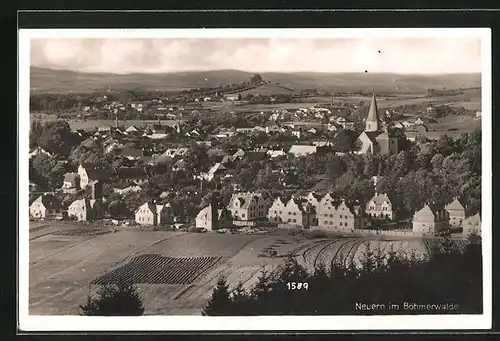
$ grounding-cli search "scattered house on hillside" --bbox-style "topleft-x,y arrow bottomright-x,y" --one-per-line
228,192 -> 270,223
414,117 -> 425,126
327,123 -> 338,132
162,148 -> 189,159
195,204 -> 232,231
445,197 -> 467,228
201,163 -> 227,182
288,145 -> 318,157
135,202 -> 173,226
402,120 -> 414,128
149,133 -> 168,140
67,198 -> 105,221
365,192 -> 394,220
115,167 -> 149,185
224,94 -> 239,101
172,159 -> 188,172
412,203 -> 449,235
316,198 -> 368,230
113,181 -> 143,195
29,147 -> 53,159
267,149 -> 286,158
233,148 -> 246,160
125,125 -> 139,133
61,173 -> 80,193
121,147 -> 145,161
462,213 -> 481,237
312,140 -> 334,147
98,126 -> 112,133
78,163 -> 109,189
29,193 -> 62,219
245,151 -> 267,162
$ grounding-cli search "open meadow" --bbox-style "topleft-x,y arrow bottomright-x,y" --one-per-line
28,221 -> 452,315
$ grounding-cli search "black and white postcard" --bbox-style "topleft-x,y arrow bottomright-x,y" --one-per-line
18,28 -> 492,331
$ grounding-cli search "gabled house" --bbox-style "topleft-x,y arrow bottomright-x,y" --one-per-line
195,204 -> 232,231
445,197 -> 467,228
365,192 -> 394,220
172,159 -> 188,172
113,181 -> 143,195
115,167 -> 149,185
288,145 -> 317,157
316,198 -> 368,230
135,202 -> 173,226
78,163 -> 109,189
302,192 -> 322,211
228,192 -> 270,222
29,146 -> 53,159
463,213 -> 481,237
29,193 -> 62,219
267,197 -> 287,223
203,163 -> 227,181
281,198 -> 316,228
67,198 -> 105,221
62,173 -> 80,193
121,147 -> 145,161
125,125 -> 139,133
412,203 -> 449,235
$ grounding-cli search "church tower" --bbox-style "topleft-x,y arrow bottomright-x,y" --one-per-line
365,93 -> 382,132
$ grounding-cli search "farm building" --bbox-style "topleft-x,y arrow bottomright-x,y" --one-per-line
365,192 -> 394,220
462,213 -> 481,237
78,163 -> 109,189
135,202 -> 173,226
201,163 -> 227,182
412,203 -> 449,235
67,198 -> 105,221
316,198 -> 368,230
355,93 -> 401,156
445,197 -> 467,228
195,205 -> 232,231
29,193 -> 62,219
228,192 -> 271,223
61,172 -> 80,193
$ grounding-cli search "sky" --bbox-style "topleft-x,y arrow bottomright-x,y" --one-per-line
30,37 -> 482,74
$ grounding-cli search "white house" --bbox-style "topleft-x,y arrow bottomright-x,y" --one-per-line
135,202 -> 173,226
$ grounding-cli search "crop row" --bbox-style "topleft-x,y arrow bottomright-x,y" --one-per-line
92,255 -> 222,286
55,228 -> 111,237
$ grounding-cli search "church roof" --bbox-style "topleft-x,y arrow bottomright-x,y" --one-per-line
366,93 -> 381,126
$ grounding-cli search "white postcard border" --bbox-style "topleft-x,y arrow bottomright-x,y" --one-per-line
18,27 -> 492,331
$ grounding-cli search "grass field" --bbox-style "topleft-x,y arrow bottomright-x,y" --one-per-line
28,222 -> 464,315
31,67 -> 481,95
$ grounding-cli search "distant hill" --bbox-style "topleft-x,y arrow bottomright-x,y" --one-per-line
30,67 -> 481,95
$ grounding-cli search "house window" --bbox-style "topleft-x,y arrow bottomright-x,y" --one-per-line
293,219 -> 296,223
279,211 -> 282,214
242,213 -> 245,218
329,214 -> 333,218
293,212 -> 296,216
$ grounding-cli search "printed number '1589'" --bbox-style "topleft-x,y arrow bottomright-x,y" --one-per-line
286,282 -> 309,290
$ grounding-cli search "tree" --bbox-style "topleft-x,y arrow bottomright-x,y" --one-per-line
31,154 -> 67,190
202,276 -> 232,316
80,282 -> 145,316
250,74 -> 263,84
37,120 -> 76,157
29,120 -> 44,149
325,154 -> 346,180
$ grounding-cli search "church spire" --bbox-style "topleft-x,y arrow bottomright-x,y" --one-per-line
365,92 -> 381,132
